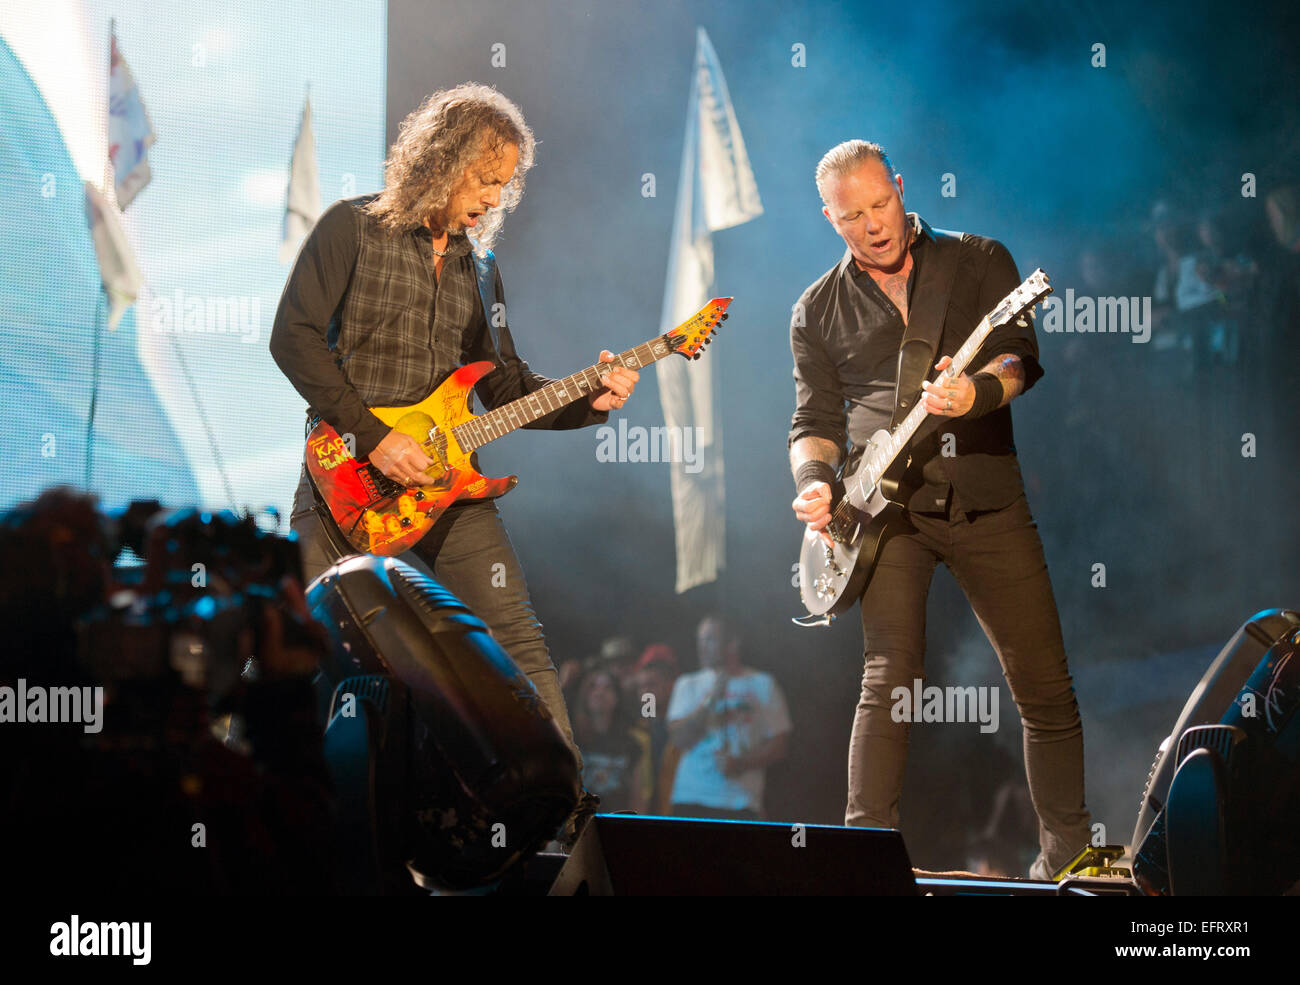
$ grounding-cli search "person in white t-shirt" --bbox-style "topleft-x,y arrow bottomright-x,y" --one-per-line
666,615 -> 791,820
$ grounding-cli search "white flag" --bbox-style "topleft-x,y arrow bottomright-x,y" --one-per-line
657,27 -> 762,593
280,93 -> 322,263
84,180 -> 143,330
108,32 -> 156,209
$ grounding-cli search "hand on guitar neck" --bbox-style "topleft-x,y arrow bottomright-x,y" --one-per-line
588,349 -> 639,414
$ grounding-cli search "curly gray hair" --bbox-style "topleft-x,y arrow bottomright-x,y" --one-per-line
365,83 -> 535,254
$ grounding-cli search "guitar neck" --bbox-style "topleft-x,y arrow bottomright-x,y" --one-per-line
846,314 -> 994,507
452,337 -> 671,452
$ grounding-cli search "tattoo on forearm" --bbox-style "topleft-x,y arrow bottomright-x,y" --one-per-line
979,353 -> 1025,407
790,436 -> 840,476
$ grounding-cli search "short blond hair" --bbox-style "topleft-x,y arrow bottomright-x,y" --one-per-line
815,140 -> 895,202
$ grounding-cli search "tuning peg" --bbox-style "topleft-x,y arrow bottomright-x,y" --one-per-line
721,313 -> 729,320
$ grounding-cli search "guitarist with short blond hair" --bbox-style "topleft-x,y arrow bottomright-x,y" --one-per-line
271,83 -> 639,845
788,140 -> 1092,879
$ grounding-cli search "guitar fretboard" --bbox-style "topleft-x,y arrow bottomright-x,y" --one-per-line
451,338 -> 673,453
844,315 -> 995,510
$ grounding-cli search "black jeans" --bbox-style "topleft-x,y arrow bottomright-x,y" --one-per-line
847,490 -> 1091,876
289,465 -> 584,776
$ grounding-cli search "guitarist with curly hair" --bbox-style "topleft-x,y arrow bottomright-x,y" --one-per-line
270,83 -> 639,845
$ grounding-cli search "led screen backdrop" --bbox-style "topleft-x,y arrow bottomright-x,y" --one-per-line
0,0 -> 386,520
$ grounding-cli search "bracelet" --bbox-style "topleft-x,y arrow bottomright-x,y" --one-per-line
963,372 -> 1004,419
794,459 -> 837,495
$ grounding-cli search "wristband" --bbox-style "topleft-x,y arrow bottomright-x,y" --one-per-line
963,372 -> 1004,419
795,459 -> 837,495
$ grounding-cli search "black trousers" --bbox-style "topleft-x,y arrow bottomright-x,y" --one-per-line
289,465 -> 584,775
847,489 -> 1091,876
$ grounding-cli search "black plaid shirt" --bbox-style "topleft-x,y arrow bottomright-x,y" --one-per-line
271,194 -> 605,461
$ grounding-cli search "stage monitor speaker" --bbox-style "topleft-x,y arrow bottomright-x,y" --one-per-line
1133,622 -> 1300,896
548,814 -> 917,895
1131,607 -> 1300,851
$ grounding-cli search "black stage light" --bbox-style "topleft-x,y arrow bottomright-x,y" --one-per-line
1132,608 -> 1300,895
307,555 -> 580,893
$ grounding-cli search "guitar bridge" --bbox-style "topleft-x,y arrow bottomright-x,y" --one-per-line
825,514 -> 860,548
359,464 -> 405,500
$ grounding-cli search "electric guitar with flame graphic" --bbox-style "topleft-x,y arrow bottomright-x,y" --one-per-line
306,298 -> 732,556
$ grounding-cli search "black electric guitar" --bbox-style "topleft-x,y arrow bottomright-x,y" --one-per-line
793,269 -> 1053,626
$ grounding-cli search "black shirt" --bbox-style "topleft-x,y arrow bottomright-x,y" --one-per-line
789,213 -> 1044,517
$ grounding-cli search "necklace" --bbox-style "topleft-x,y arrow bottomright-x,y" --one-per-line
424,218 -> 451,257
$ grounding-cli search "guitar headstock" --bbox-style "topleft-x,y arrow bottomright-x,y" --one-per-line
989,268 -> 1053,330
663,297 -> 732,361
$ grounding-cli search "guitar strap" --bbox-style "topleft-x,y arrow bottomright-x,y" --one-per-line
890,226 -> 965,430
471,248 -> 504,361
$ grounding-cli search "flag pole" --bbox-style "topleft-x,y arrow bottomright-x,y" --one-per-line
86,17 -> 115,490
104,18 -> 114,203
84,291 -> 105,490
